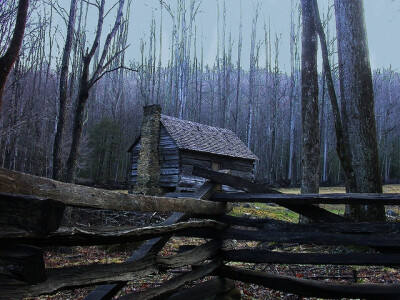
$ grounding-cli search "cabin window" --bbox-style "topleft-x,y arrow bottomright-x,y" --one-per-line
212,162 -> 221,171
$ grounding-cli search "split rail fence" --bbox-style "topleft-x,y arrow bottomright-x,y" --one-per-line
2,166 -> 400,299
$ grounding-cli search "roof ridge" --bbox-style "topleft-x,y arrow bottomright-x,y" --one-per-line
161,114 -> 232,133
159,114 -> 258,161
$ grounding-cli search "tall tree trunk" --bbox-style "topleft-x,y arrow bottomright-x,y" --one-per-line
311,0 -> 356,192
234,2 -> 242,135
156,2 -> 163,104
247,4 -> 258,148
216,0 -> 222,126
66,59 -> 91,183
52,0 -> 78,181
334,0 -> 385,221
288,0 -> 299,186
300,0 -> 319,196
0,0 -> 29,112
66,0 -> 125,183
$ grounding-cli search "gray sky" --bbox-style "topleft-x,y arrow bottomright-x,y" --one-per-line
70,0 -> 400,72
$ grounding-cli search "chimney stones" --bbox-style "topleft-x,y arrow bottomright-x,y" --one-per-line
134,104 -> 162,195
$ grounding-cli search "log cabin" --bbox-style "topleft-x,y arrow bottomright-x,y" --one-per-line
128,105 -> 258,195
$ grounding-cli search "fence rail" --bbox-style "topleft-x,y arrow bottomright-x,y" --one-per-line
1,167 -> 400,299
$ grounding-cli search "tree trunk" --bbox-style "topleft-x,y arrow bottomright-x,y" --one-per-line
301,0 -> 319,194
234,5 -> 242,135
0,0 -> 29,112
300,0 -> 319,223
311,0 -> 356,191
247,5 -> 258,148
52,0 -> 78,181
334,0 -> 385,221
65,0 -> 125,182
65,62 -> 90,183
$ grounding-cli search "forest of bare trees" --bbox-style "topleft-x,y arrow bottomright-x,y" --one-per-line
1,0 -> 400,190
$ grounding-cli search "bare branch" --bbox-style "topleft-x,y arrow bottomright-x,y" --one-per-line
89,65 -> 138,89
89,44 -> 129,86
90,0 -> 125,82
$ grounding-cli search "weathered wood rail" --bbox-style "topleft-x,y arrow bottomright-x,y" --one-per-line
2,166 -> 400,299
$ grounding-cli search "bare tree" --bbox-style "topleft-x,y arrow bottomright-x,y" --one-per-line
334,0 -> 385,221
0,0 -> 29,112
300,0 -> 319,195
52,0 -> 78,181
234,1 -> 243,135
311,0 -> 355,191
66,0 -> 126,183
288,0 -> 300,186
246,3 -> 259,148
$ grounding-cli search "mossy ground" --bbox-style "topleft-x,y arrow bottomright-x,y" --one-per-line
230,185 -> 400,222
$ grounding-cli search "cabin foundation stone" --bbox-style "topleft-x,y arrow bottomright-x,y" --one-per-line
134,104 -> 162,195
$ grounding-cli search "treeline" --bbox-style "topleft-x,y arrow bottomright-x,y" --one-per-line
0,0 -> 399,186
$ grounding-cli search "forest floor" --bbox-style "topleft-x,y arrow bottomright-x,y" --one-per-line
30,185 -> 400,300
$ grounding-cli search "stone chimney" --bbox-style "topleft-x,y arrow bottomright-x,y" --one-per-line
134,104 -> 162,195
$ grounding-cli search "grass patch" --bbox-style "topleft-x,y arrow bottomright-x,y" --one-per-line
231,204 -> 299,222
278,184 -> 400,194
229,184 -> 400,221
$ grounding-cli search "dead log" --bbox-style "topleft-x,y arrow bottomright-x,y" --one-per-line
0,193 -> 65,234
223,249 -> 400,266
212,192 -> 400,205
193,167 -> 349,223
261,219 -> 400,234
181,228 -> 400,248
157,240 -> 222,268
222,228 -> 400,247
195,214 -> 283,228
166,277 -> 235,300
0,245 -> 46,284
2,220 -> 226,246
209,215 -> 400,233
219,265 -> 400,299
0,168 -> 230,215
117,262 -> 221,300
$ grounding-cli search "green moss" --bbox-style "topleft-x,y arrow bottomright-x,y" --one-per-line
230,203 -> 299,222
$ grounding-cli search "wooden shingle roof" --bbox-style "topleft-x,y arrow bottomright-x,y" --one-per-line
160,115 -> 258,160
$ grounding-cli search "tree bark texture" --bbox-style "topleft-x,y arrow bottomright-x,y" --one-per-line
0,168 -> 231,215
334,0 -> 385,221
4,220 -> 226,246
311,0 -> 356,191
219,266 -> 400,299
301,0 -> 319,195
0,192 -> 65,234
65,61 -> 90,182
52,0 -> 78,181
0,0 -> 29,112
300,0 -> 319,224
0,245 -> 46,284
